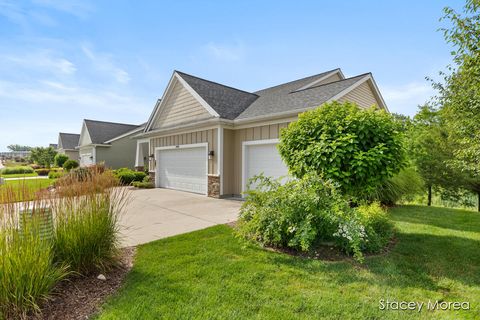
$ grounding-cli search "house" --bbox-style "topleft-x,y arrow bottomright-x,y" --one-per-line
78,119 -> 145,169
57,133 -> 80,161
49,143 -> 58,149
135,68 -> 388,198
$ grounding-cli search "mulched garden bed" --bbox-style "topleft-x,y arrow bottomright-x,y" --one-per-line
34,247 -> 136,320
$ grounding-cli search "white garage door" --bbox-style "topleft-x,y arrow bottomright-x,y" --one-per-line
156,145 -> 207,195
243,141 -> 289,192
80,153 -> 93,167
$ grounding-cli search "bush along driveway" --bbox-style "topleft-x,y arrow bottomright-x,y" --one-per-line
96,205 -> 480,319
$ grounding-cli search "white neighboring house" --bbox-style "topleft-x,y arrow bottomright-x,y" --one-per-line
77,119 -> 145,169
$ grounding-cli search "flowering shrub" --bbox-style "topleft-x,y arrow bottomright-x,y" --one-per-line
237,174 -> 394,262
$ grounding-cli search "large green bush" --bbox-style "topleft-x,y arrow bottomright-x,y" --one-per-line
54,153 -> 69,167
0,166 -> 34,175
237,174 -> 394,261
278,101 -> 406,200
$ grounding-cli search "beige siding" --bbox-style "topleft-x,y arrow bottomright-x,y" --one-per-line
224,122 -> 290,196
151,79 -> 213,129
149,128 -> 218,175
338,81 -> 378,109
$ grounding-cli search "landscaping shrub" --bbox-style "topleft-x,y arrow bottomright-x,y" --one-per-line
48,170 -> 64,179
54,153 -> 69,167
132,175 -> 154,188
238,174 -> 394,262
35,168 -> 50,176
0,166 -> 34,175
278,101 -> 406,200
114,168 -> 146,185
0,199 -> 68,319
354,202 -> 394,253
63,159 -> 79,171
51,171 -> 129,274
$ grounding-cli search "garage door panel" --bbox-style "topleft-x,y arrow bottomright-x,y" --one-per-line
157,146 -> 207,195
244,142 -> 289,191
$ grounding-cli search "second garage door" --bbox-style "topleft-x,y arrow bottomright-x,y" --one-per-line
156,145 -> 207,195
243,140 -> 289,192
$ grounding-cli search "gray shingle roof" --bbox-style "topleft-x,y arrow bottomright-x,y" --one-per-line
84,120 -> 142,144
58,133 -> 80,150
236,74 -> 370,120
176,71 -> 259,120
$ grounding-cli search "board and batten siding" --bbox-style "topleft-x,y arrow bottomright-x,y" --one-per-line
151,79 -> 213,129
223,122 -> 290,196
338,81 -> 378,109
149,128 -> 218,175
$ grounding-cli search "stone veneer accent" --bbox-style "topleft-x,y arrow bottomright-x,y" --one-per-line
208,175 -> 220,198
134,166 -> 144,172
148,171 -> 156,183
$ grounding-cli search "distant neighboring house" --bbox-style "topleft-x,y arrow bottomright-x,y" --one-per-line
49,143 -> 58,149
77,119 -> 145,169
135,68 -> 388,198
57,133 -> 80,161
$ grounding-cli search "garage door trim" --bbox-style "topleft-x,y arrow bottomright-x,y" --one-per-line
242,138 -> 282,195
154,142 -> 208,194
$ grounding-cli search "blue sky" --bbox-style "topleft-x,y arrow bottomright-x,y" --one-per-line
0,0 -> 463,151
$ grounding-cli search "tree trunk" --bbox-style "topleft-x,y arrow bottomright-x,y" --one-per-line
427,185 -> 432,207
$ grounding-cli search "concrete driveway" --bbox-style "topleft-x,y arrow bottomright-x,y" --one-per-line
119,188 -> 242,247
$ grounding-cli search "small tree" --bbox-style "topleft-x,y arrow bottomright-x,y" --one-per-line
63,160 -> 79,171
29,147 -> 57,168
54,154 -> 69,168
278,101 -> 406,199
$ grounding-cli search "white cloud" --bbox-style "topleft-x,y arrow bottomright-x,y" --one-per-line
0,51 -> 77,75
382,82 -> 436,116
81,45 -> 131,84
204,41 -> 246,62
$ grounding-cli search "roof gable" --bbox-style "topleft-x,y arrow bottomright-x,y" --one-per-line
58,133 -> 80,150
83,120 -> 140,144
148,76 -> 214,131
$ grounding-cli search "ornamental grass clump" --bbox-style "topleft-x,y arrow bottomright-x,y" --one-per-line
0,193 -> 68,319
51,167 -> 129,274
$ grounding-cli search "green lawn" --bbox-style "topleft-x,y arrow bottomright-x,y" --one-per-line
0,178 -> 54,202
97,205 -> 480,319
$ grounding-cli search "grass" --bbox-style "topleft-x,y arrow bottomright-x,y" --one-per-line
97,205 -> 480,319
0,179 -> 54,202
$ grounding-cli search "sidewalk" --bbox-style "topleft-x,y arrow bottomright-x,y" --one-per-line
3,176 -> 49,181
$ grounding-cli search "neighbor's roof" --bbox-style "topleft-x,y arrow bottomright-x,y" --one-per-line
58,133 -> 80,150
84,120 -> 143,144
176,71 -> 259,120
236,73 -> 370,119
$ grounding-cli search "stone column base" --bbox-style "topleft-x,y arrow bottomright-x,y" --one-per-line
135,166 -> 144,172
208,175 -> 220,198
149,171 -> 156,183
